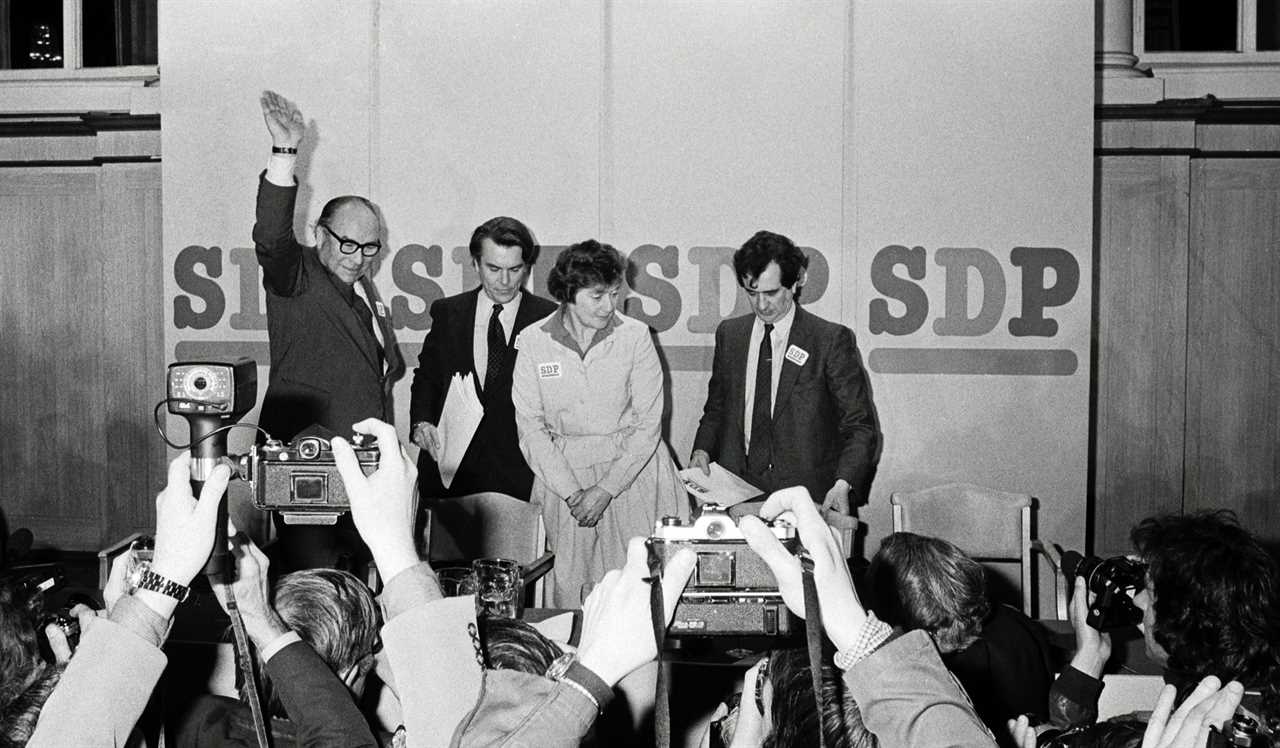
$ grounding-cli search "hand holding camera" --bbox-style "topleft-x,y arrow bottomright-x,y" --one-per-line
739,486 -> 868,652
211,524 -> 288,649
1067,575 -> 1113,678
577,537 -> 696,687
333,418 -> 419,581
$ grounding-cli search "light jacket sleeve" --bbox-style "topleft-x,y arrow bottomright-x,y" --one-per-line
452,670 -> 598,748
844,630 -> 997,748
598,326 -> 664,498
27,596 -> 170,747
511,329 -> 582,499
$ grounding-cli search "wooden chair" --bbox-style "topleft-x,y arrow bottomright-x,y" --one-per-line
423,492 -> 554,607
890,483 -> 1066,619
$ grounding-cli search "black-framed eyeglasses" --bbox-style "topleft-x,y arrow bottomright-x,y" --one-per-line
320,224 -> 382,257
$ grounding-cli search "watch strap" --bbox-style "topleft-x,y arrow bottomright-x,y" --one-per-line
136,568 -> 191,602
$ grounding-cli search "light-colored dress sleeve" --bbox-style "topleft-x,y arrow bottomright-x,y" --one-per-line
597,326 -> 663,498
512,330 -> 583,499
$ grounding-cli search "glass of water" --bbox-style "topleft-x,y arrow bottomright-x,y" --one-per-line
472,557 -> 522,619
436,566 -> 477,597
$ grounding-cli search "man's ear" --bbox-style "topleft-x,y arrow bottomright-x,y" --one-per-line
795,267 -> 808,289
313,224 -> 325,248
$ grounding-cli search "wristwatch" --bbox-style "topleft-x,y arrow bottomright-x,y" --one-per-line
544,653 -> 614,714
545,652 -> 577,681
129,565 -> 191,603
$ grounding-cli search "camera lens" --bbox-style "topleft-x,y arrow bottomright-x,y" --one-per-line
192,376 -> 208,390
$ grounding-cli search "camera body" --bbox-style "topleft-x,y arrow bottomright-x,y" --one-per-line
240,435 -> 379,525
41,609 -> 80,651
647,505 -> 798,636
1060,550 -> 1147,630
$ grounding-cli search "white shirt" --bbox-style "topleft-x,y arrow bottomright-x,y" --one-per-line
473,291 -> 523,386
743,303 -> 796,451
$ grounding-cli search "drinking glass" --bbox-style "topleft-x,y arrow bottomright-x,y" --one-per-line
472,557 -> 521,618
436,566 -> 477,597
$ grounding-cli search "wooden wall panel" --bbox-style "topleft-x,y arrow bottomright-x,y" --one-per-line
1093,155 -> 1190,556
0,170 -> 107,548
1185,159 -> 1280,538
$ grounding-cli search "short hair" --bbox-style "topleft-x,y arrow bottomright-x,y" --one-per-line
0,662 -> 62,746
733,230 -> 809,290
867,532 -> 990,654
469,216 -> 541,266
545,240 -> 625,304
273,569 -> 381,678
0,586 -> 61,745
1131,510 -> 1280,688
763,648 -> 877,748
478,618 -> 562,674
318,195 -> 377,227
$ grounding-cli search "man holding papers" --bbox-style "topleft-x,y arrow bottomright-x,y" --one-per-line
409,217 -> 557,500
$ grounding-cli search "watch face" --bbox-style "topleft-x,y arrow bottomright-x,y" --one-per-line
546,652 -> 575,680
126,560 -> 152,594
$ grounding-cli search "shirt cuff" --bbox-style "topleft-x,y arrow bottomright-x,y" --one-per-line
109,594 -> 171,648
564,662 -> 615,714
379,561 -> 443,619
260,631 -> 303,663
1056,665 -> 1105,703
264,154 -> 297,186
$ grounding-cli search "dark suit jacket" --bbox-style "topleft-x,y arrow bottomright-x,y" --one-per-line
253,175 -> 404,442
173,640 -> 377,747
408,287 -> 557,499
692,306 -> 877,504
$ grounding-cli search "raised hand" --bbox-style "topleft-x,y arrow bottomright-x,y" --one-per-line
260,90 -> 305,148
1142,676 -> 1244,748
212,523 -> 289,648
1067,576 -> 1112,677
333,418 -> 419,580
740,486 -> 867,652
576,536 -> 696,687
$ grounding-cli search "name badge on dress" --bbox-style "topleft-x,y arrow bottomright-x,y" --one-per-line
784,345 -> 809,366
374,300 -> 387,318
538,362 -> 562,379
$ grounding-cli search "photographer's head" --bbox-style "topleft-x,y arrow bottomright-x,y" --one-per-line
0,589 -> 62,744
1129,510 -> 1280,687
272,568 -> 381,697
867,532 -> 989,654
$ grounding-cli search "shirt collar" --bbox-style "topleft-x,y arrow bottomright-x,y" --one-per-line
542,306 -> 621,358
752,302 -> 797,340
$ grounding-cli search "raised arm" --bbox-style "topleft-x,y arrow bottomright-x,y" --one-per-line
253,90 -> 308,297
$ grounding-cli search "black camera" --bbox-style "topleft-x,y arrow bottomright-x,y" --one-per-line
1060,550 -> 1147,630
41,608 -> 80,651
235,434 -> 380,525
647,505 -> 798,636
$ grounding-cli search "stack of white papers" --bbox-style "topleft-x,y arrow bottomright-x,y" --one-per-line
437,372 -> 484,489
677,462 -> 762,507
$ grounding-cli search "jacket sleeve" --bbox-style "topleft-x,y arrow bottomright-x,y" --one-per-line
824,326 -> 877,503
598,328 -> 664,498
409,299 -> 451,425
267,641 -> 377,747
1047,666 -> 1104,728
27,596 -> 170,747
844,630 -> 996,748
511,332 -> 582,499
692,321 -> 729,458
253,171 -> 306,297
452,670 -> 598,748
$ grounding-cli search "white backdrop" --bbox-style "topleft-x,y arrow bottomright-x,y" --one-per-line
160,0 -> 1094,591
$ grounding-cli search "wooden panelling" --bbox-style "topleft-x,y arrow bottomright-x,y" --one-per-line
1093,155 -> 1190,555
1185,159 -> 1280,537
0,161 -> 165,550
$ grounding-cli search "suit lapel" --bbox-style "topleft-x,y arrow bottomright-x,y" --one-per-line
771,307 -> 810,421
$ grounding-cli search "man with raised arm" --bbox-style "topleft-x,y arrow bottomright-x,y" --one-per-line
254,90 -> 404,570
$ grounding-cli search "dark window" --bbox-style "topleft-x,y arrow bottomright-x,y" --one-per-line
1145,0 -> 1238,51
1,0 -> 64,70
83,0 -> 158,67
1261,0 -> 1280,50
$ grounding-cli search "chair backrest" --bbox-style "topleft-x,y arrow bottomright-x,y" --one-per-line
890,483 -> 1035,616
426,492 -> 544,566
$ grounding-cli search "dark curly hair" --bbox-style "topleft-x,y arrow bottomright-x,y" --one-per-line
867,532 -> 990,654
0,587 -> 61,746
733,230 -> 809,290
469,216 -> 541,265
545,240 -> 625,304
478,617 -> 562,674
762,648 -> 877,748
1131,510 -> 1280,689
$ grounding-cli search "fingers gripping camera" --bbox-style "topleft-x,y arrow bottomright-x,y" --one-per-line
241,435 -> 380,525
647,505 -> 799,636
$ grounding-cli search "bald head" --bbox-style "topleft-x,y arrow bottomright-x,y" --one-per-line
314,195 -> 381,285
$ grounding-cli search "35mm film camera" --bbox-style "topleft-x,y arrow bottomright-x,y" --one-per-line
647,505 -> 798,636
167,360 -> 377,525
1059,549 -> 1147,630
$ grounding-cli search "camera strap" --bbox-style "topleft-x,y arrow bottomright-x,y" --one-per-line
226,587 -> 272,748
800,554 -> 829,748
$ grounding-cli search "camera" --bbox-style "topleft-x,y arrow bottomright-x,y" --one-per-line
1060,550 -> 1147,630
1208,688 -> 1277,747
235,434 -> 380,525
647,505 -> 798,636
41,608 -> 80,651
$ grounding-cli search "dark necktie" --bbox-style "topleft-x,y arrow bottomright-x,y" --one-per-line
484,303 -> 505,393
746,323 -> 774,478
353,292 -> 383,361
